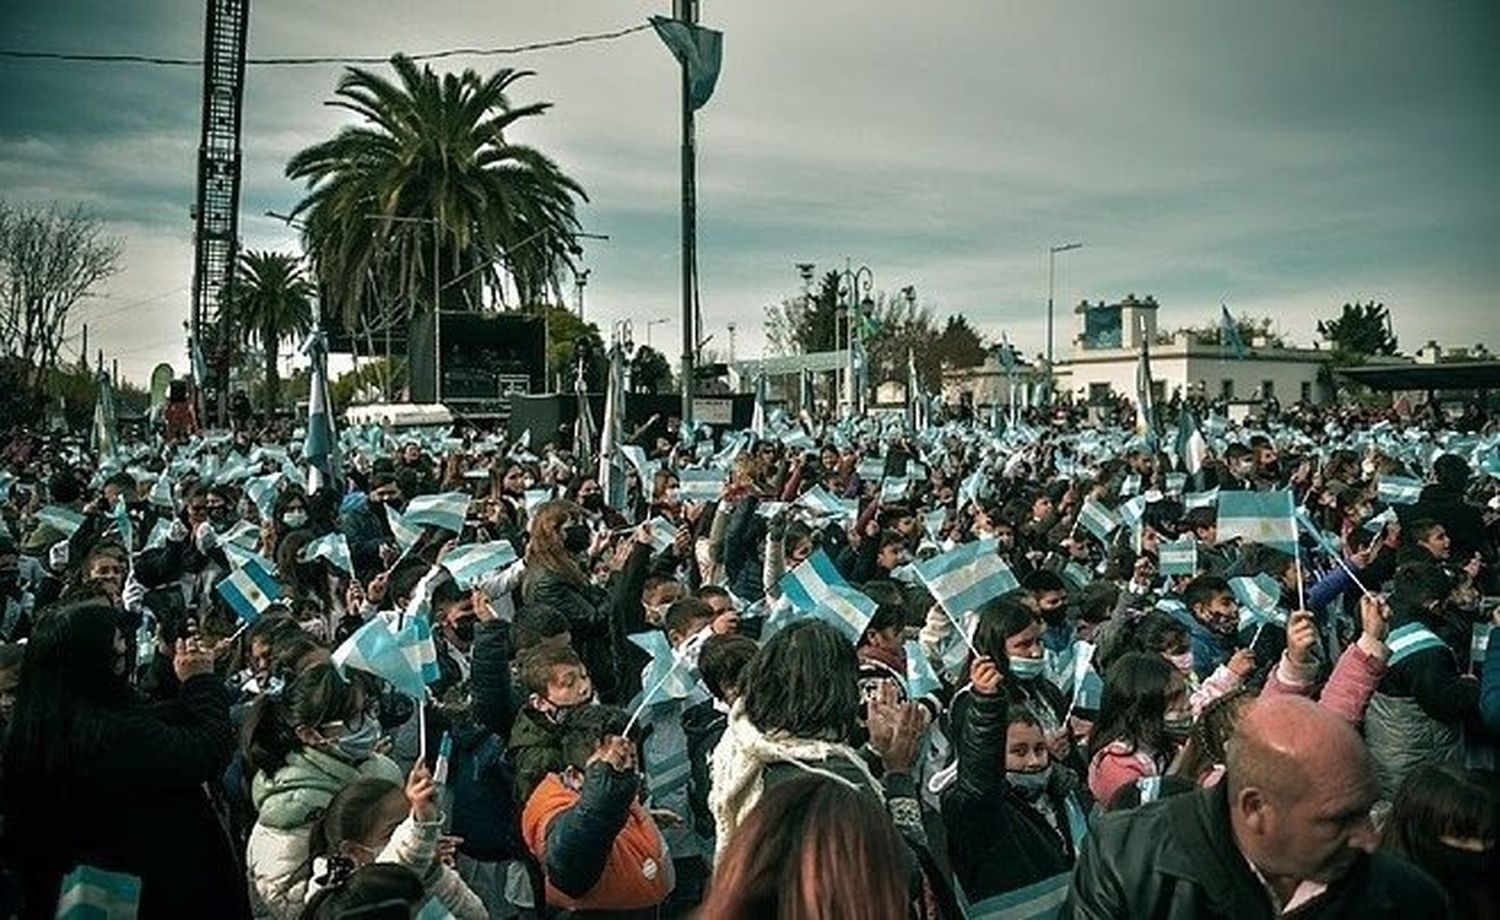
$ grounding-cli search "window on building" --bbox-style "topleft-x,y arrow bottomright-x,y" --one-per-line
1088,383 -> 1112,406
1261,380 -> 1275,399
1300,381 -> 1312,403
1221,379 -> 1235,400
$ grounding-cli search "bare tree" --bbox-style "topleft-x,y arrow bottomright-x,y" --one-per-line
0,201 -> 121,385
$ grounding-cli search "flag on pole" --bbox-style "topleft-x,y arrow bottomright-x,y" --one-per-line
796,484 -> 857,520
403,492 -> 470,534
216,557 -> 283,623
913,539 -> 1020,621
573,359 -> 596,471
57,864 -> 141,920
1175,404 -> 1207,476
643,517 -> 680,555
1229,573 -> 1284,616
598,341 -> 629,513
1295,507 -> 1341,558
440,540 -> 519,590
332,610 -> 441,700
1376,475 -> 1423,505
677,469 -> 726,503
110,498 -> 135,553
302,329 -> 342,495
300,532 -> 354,575
777,549 -> 878,644
1216,489 -> 1297,554
244,473 -> 282,518
385,503 -> 423,552
1158,536 -> 1198,576
650,15 -> 724,111
1221,303 -> 1249,359
628,630 -> 699,706
1077,498 -> 1121,542
750,370 -> 767,438
90,370 -> 120,460
1134,315 -> 1158,449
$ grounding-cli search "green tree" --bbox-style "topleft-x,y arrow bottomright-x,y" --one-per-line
935,314 -> 988,368
287,55 -> 587,333
863,292 -> 941,395
630,345 -> 673,394
1316,301 -> 1398,363
765,271 -> 842,355
537,304 -> 605,390
230,250 -> 315,412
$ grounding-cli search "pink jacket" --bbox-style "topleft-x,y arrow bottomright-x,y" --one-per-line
1088,741 -> 1161,809
1260,635 -> 1387,723
1189,664 -> 1245,717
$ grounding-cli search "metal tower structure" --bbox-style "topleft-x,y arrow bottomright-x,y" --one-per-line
189,0 -> 250,424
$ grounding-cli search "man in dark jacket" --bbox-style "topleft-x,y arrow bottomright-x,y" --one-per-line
1402,455 -> 1487,564
1065,695 -> 1446,920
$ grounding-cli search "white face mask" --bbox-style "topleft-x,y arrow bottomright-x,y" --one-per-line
1166,650 -> 1194,674
282,510 -> 308,529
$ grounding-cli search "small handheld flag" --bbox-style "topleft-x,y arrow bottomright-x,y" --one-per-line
403,492 -> 470,534
440,540 -> 519,590
300,532 -> 354,575
57,864 -> 141,920
332,611 -> 441,700
216,558 -> 283,623
777,549 -> 879,644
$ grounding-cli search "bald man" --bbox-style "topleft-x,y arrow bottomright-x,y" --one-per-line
1063,696 -> 1447,919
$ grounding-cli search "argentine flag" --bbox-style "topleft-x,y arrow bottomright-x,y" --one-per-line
36,505 -> 85,538
440,540 -> 519,590
333,610 -> 441,700
797,484 -> 858,520
403,492 -> 470,534
216,558 -> 283,623
57,864 -> 141,920
628,630 -> 699,707
300,532 -> 354,575
913,539 -> 1020,622
777,549 -> 878,644
1216,489 -> 1297,555
1077,497 -> 1121,542
677,469 -> 725,503
903,639 -> 943,699
149,471 -> 175,510
1230,573 -> 1284,620
1158,537 -> 1198,576
1183,488 -> 1219,510
1377,475 -> 1423,506
644,517 -> 679,555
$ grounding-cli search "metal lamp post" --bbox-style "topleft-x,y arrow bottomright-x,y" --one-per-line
837,259 -> 874,417
1047,241 -> 1082,398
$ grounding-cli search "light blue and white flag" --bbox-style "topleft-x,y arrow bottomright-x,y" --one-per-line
221,543 -> 274,573
644,516 -> 679,555
628,630 -> 699,706
1183,488 -> 1219,510
913,539 -> 1019,621
302,329 -> 342,494
57,864 -> 141,920
1377,475 -> 1423,506
959,870 -> 1070,920
333,610 -> 441,700
797,484 -> 858,520
440,540 -> 519,590
880,477 -> 910,504
1294,507 -> 1341,558
36,505 -> 85,537
403,492 -> 469,534
1061,561 -> 1093,590
144,518 -> 173,551
1164,472 -> 1188,495
958,469 -> 986,509
523,487 -> 552,516
300,532 -> 354,575
777,548 -> 878,644
677,469 -> 725,503
1230,573 -> 1284,617
386,503 -> 423,552
1216,489 -> 1297,554
110,498 -> 134,553
1120,473 -> 1142,498
1363,506 -> 1397,534
218,520 -> 262,551
923,508 -> 947,542
1118,494 -> 1148,530
1221,303 -> 1249,359
1045,639 -> 1095,699
1077,498 -> 1120,542
244,473 -> 282,518
1158,537 -> 1198,576
216,557 -> 282,623
904,639 -> 943,699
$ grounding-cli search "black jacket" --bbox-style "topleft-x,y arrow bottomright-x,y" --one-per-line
941,689 -> 1079,902
1404,485 -> 1489,563
1,674 -> 250,919
1063,783 -> 1447,920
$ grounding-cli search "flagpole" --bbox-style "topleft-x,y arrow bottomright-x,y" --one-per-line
417,693 -> 428,766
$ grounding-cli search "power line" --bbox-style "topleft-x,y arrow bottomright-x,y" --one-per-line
0,22 -> 652,68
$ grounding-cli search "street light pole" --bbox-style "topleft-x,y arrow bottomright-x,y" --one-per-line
837,258 -> 874,418
1047,241 -> 1082,387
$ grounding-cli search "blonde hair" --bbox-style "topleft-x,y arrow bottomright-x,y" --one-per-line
524,499 -> 588,587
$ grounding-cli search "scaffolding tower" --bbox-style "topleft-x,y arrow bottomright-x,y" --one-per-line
189,0 -> 250,424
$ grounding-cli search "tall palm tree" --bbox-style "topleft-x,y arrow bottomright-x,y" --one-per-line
231,250 -> 314,412
286,54 -> 587,333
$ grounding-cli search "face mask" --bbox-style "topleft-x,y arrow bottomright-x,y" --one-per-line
1006,765 -> 1053,800
1166,651 -> 1195,674
451,617 -> 476,644
1431,843 -> 1493,890
282,510 -> 308,529
209,509 -> 233,529
562,522 -> 593,554
1008,655 -> 1045,681
327,715 -> 380,763
889,563 -> 921,585
580,493 -> 604,512
1163,709 -> 1194,739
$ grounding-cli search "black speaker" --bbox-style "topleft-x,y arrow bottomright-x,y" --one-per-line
409,312 -> 546,404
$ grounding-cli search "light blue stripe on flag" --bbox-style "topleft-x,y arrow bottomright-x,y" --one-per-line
1377,475 -> 1423,505
36,505 -> 85,537
1183,488 -> 1219,510
57,864 -> 141,920
1158,537 -> 1198,576
880,477 -> 910,504
647,749 -> 693,800
441,540 -> 519,589
798,484 -> 858,520
386,504 -> 424,551
961,870 -> 1070,920
904,639 -> 943,699
216,558 -> 283,623
403,492 -> 470,534
1295,507 -> 1340,558
332,610 -> 440,699
298,532 -> 353,574
628,630 -> 697,705
1229,573 -> 1283,615
1078,498 -> 1120,542
777,549 -> 877,644
1118,495 -> 1148,530
1216,489 -> 1296,554
644,516 -> 679,554
1061,562 -> 1093,590
913,539 -> 1019,619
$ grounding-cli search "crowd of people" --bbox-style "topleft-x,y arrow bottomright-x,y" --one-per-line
0,393 -> 1496,919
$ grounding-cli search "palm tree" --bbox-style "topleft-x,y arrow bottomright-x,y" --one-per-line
286,54 -> 587,334
231,250 -> 314,412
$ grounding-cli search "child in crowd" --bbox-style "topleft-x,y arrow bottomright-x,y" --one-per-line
508,644 -> 594,805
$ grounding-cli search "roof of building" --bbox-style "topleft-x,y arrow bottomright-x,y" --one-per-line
1336,361 -> 1500,391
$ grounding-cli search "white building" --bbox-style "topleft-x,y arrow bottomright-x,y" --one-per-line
1054,295 -> 1333,406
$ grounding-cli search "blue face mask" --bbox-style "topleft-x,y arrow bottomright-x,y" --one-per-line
1006,764 -> 1053,800
327,715 -> 381,763
1008,655 -> 1045,681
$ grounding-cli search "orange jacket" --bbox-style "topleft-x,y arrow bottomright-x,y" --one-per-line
521,772 -> 672,912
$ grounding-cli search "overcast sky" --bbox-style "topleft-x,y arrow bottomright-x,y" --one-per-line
2,0 -> 1496,384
